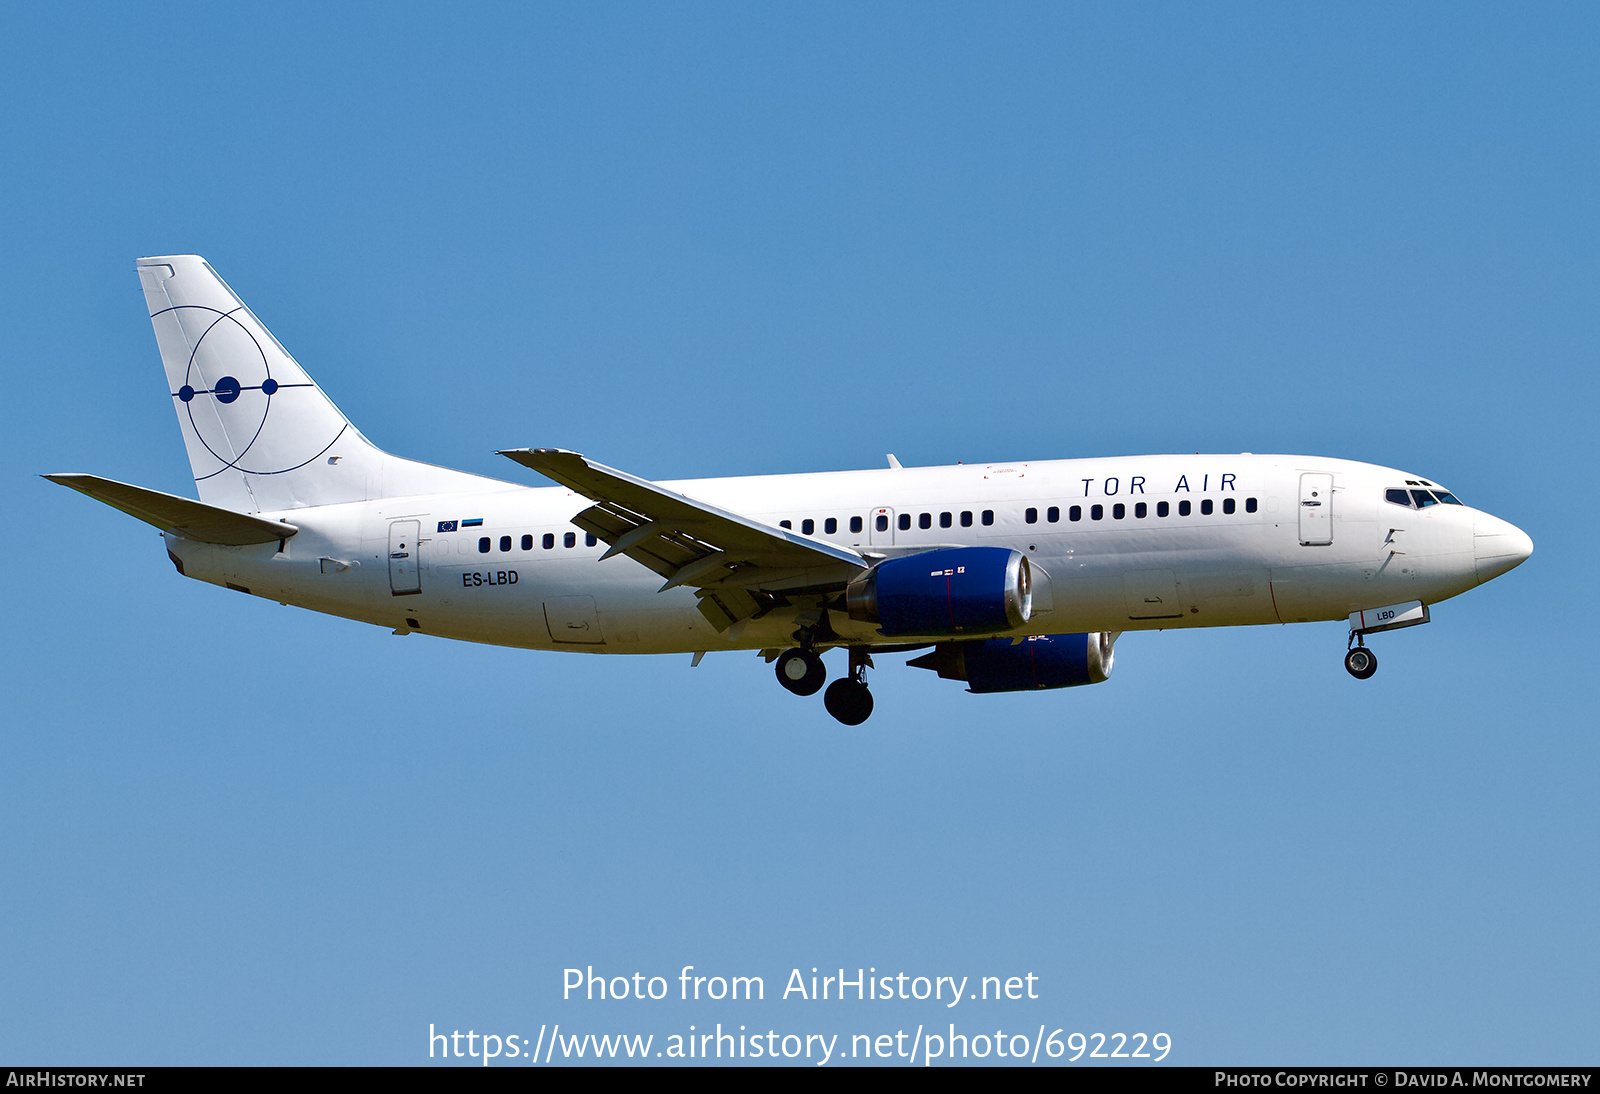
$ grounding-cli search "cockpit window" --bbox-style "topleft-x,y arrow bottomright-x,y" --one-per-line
1389,486 -> 1464,508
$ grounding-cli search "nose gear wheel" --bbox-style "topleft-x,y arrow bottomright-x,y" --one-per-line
1344,646 -> 1378,679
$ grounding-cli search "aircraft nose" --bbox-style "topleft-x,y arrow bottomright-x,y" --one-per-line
1473,514 -> 1533,584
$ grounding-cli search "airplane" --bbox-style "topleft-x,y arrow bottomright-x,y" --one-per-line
46,256 -> 1534,725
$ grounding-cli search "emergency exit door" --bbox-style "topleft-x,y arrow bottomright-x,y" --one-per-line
389,519 -> 422,595
869,507 -> 895,546
1298,474 -> 1333,546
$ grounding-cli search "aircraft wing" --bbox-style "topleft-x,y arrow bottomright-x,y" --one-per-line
44,474 -> 298,546
498,448 -> 866,630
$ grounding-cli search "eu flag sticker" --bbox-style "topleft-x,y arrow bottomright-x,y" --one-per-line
437,520 -> 458,532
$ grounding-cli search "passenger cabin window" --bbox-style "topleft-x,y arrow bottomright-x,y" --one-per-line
1157,501 -> 1169,517
1069,505 -> 1082,521
898,513 -> 911,531
850,516 -> 863,533
1047,506 -> 1059,523
1113,503 -> 1126,519
1201,499 -> 1214,515
876,515 -> 889,532
586,533 -> 598,546
1135,502 -> 1147,518
780,520 -> 792,529
1025,508 -> 1038,524
802,518 -> 815,535
1091,504 -> 1104,520
960,511 -> 973,527
543,534 -> 555,549
1246,497 -> 1258,513
919,513 -> 932,529
940,512 -> 952,528
521,534 -> 533,551
1222,498 -> 1236,515
1178,500 -> 1191,516
564,532 -> 576,548
825,518 -> 837,534
500,535 -> 512,552
981,510 -> 994,526
478,537 -> 491,553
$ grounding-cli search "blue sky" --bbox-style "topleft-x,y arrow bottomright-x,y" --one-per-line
2,2 -> 1595,1065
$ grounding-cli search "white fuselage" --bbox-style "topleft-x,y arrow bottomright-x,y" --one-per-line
162,453 -> 1519,654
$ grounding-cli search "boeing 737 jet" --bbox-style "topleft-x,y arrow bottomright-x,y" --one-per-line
47,256 -> 1533,724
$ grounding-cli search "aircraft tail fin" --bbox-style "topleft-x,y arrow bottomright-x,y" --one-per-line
137,256 -> 502,512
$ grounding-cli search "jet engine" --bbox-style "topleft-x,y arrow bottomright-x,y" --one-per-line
846,547 -> 1031,637
908,632 -> 1116,693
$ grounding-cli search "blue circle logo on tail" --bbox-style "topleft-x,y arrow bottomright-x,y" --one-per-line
161,305 -> 337,477
177,375 -> 280,403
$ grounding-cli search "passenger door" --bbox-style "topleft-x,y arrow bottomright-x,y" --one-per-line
1298,474 -> 1333,546
388,519 -> 421,595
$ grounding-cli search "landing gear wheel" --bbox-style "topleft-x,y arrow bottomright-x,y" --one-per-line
824,679 -> 874,725
775,649 -> 826,696
1344,647 -> 1378,680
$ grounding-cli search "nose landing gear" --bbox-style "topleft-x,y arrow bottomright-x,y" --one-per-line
1345,600 -> 1430,679
1344,637 -> 1378,679
823,648 -> 875,725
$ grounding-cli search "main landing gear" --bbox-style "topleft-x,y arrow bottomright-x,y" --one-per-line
774,648 -> 826,695
774,645 -> 875,723
824,649 -> 874,726
1344,637 -> 1378,680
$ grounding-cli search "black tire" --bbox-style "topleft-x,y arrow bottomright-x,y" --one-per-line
775,649 -> 826,696
1344,647 -> 1378,680
824,679 -> 874,725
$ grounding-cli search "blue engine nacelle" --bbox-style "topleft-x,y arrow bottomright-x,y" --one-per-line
907,632 -> 1116,693
846,547 -> 1031,637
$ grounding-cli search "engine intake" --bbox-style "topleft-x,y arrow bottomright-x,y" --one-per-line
847,547 -> 1031,637
908,632 -> 1116,693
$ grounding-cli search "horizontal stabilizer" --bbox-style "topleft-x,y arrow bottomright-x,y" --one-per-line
44,474 -> 297,546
